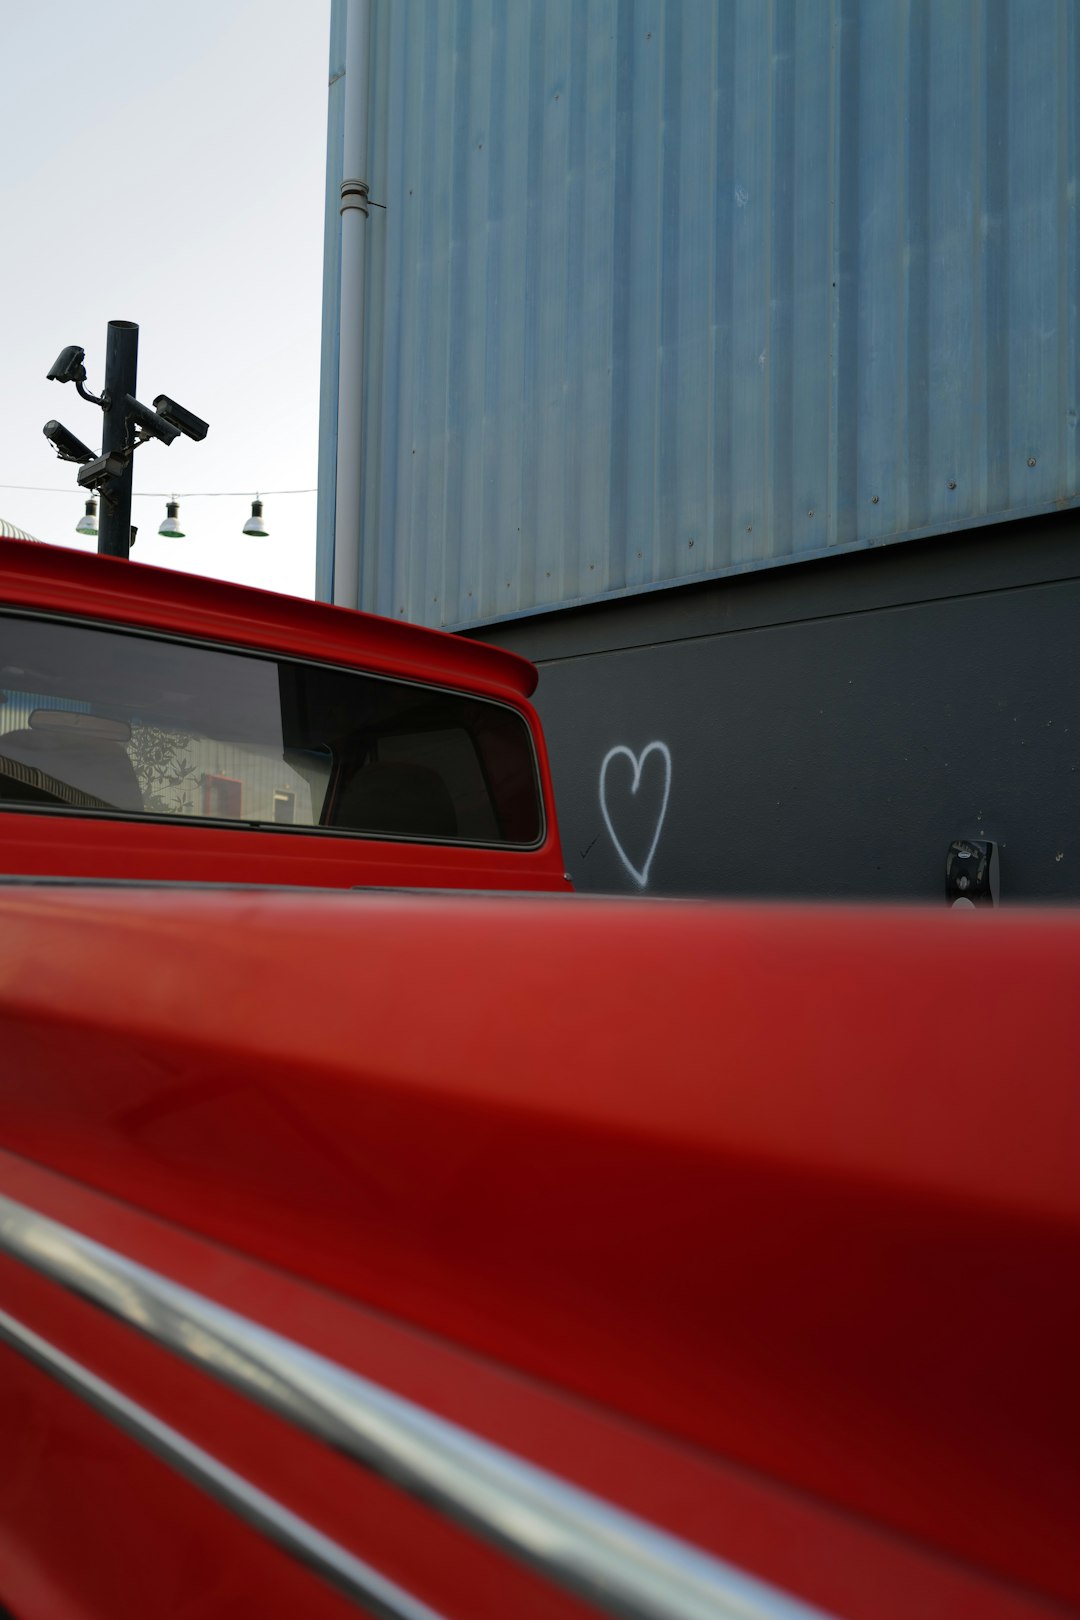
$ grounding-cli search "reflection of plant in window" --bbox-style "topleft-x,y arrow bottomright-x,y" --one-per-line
127,726 -> 201,815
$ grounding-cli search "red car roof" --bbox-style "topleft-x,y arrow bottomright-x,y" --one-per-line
0,538 -> 537,701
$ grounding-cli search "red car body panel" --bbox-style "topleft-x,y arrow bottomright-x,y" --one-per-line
2,542 -> 1078,1620
0,540 -> 539,701
1,887 -> 1078,1619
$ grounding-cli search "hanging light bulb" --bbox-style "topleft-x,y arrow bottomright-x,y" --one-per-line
242,496 -> 269,537
158,499 -> 185,538
75,497 -> 98,537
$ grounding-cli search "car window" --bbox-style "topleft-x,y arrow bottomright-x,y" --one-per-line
0,613 -> 543,846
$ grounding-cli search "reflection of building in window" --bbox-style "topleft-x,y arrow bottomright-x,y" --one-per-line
0,614 -> 541,843
203,773 -> 242,819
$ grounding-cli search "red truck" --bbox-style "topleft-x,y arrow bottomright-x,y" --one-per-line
0,538 -> 1077,1620
0,537 -> 569,894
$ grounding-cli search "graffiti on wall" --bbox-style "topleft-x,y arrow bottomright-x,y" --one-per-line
599,742 -> 672,888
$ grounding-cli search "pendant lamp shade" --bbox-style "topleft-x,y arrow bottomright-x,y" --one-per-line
75,497 -> 98,537
242,497 -> 268,537
158,499 -> 185,538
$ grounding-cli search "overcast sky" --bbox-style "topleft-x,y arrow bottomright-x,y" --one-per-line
0,0 -> 330,598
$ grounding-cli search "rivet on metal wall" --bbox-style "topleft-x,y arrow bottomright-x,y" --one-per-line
747,524 -> 753,532
807,509 -> 814,518
947,480 -> 957,490
1028,456 -> 1037,467
871,495 -> 879,504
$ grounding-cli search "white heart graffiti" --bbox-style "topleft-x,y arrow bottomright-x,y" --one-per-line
599,742 -> 672,889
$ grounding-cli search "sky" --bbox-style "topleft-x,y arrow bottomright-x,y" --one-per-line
0,0 -> 330,599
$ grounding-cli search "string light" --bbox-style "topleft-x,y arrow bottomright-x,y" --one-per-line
242,497 -> 269,537
74,497 -> 98,537
0,483 -> 314,542
158,499 -> 185,538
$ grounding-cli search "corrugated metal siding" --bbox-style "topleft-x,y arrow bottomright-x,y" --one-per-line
318,0 -> 1080,628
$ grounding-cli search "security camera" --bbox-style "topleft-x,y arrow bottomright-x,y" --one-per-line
152,394 -> 209,442
124,395 -> 180,446
77,452 -> 128,491
47,345 -> 87,385
43,419 -> 95,464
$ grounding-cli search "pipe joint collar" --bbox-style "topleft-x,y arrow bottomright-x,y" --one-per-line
340,177 -> 370,217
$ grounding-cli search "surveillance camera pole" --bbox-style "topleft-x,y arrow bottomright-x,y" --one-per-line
97,320 -> 139,560
45,321 -> 206,554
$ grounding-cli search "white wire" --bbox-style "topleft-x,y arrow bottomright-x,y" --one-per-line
0,483 -> 316,498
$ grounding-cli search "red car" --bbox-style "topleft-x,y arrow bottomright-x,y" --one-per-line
0,538 -> 570,894
0,540 -> 1077,1620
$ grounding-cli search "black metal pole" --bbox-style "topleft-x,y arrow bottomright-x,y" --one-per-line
97,319 -> 139,559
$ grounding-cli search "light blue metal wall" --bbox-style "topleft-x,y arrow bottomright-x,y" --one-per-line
318,0 -> 1080,628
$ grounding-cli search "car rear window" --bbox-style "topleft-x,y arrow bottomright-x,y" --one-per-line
0,614 -> 543,846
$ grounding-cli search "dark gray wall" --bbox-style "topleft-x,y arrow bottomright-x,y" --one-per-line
475,513 -> 1080,902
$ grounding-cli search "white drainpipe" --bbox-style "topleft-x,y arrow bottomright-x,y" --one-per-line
333,0 -> 372,608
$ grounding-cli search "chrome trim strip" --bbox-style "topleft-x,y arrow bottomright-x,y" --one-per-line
0,1192 -> 832,1620
0,1306 -> 446,1620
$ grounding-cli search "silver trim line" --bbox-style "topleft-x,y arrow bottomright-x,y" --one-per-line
0,1192 -> 833,1620
0,1306 -> 446,1620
